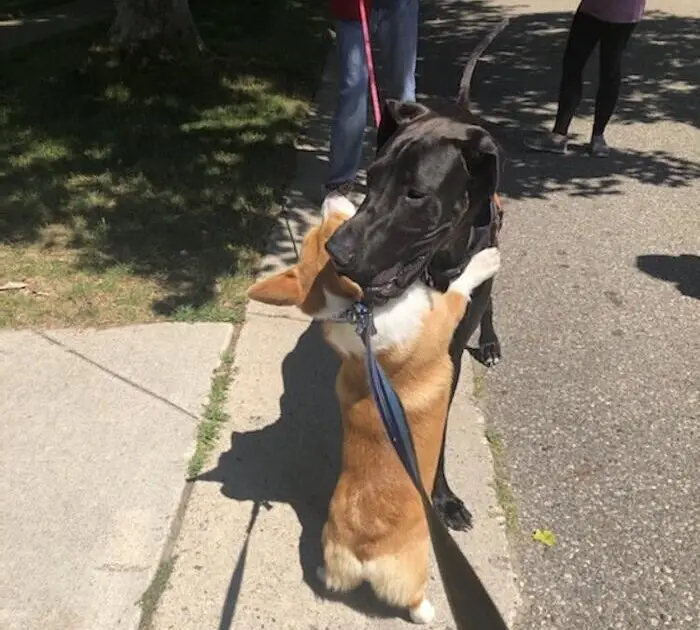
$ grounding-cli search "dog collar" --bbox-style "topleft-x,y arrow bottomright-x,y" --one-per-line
328,301 -> 377,336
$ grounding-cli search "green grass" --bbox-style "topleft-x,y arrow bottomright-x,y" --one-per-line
473,372 -> 486,399
0,0 -> 67,20
187,345 -> 235,479
0,0 -> 331,328
485,427 -> 520,539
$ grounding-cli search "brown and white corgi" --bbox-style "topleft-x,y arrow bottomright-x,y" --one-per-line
247,193 -> 501,623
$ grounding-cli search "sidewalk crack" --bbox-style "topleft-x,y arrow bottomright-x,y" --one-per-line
34,330 -> 199,421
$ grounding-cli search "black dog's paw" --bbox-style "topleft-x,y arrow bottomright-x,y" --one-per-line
433,491 -> 474,531
479,339 -> 501,368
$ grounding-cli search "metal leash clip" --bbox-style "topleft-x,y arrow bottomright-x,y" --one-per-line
331,301 -> 377,337
347,301 -> 376,337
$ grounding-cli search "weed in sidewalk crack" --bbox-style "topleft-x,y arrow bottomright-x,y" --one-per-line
187,341 -> 236,479
473,372 -> 486,399
485,427 -> 520,539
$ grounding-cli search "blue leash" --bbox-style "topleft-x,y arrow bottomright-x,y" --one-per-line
345,302 -> 421,485
338,301 -> 510,630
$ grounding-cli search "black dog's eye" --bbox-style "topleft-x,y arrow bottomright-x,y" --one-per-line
405,188 -> 427,201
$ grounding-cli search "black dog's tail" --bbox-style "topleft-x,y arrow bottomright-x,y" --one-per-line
456,18 -> 510,112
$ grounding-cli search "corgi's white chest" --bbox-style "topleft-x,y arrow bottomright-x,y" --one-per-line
322,284 -> 434,357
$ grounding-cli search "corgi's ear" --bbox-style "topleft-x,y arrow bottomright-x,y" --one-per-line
322,192 -> 356,221
247,267 -> 302,306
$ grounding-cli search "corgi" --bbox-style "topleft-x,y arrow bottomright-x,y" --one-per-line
247,193 -> 501,623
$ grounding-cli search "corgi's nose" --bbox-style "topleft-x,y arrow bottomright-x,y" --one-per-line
326,239 -> 356,272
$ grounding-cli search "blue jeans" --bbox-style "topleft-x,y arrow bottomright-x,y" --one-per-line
327,0 -> 418,188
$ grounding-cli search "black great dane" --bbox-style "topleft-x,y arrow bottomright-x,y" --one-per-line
326,21 -> 508,531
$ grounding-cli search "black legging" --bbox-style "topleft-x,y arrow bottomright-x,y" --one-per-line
553,10 -> 637,137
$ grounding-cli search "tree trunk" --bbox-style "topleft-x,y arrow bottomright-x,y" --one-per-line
110,0 -> 204,53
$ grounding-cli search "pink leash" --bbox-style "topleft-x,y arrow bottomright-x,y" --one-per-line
358,0 -> 382,128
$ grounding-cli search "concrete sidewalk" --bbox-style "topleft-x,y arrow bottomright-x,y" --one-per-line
0,323 -> 233,630
151,17 -> 520,630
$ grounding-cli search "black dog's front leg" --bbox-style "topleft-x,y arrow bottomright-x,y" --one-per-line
432,429 -> 473,530
431,283 -> 489,530
477,289 -> 502,367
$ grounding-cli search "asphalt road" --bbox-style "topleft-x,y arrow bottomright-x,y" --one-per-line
420,1 -> 699,628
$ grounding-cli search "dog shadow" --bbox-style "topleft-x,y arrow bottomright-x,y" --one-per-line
198,322 -> 398,624
636,254 -> 700,300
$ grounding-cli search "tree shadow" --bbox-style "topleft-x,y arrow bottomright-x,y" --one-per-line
196,322 -> 398,627
417,0 -> 700,201
0,0 -> 330,318
636,253 -> 700,299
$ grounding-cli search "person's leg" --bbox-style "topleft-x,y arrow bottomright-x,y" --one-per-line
590,21 -> 636,156
374,0 -> 418,102
524,11 -> 601,153
553,12 -> 602,135
326,20 -> 369,191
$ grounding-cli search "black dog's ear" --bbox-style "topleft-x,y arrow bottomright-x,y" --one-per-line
376,99 -> 431,154
459,127 -> 500,195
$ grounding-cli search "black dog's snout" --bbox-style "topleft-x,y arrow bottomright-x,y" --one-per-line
326,237 -> 356,271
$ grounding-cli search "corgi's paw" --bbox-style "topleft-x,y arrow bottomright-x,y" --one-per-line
409,598 -> 435,624
466,247 -> 501,286
451,247 -> 501,296
322,191 -> 356,220
317,564 -> 352,592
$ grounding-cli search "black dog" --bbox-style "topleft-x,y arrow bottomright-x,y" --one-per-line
326,21 -> 507,531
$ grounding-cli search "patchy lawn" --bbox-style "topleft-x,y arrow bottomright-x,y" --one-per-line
0,0 -> 330,328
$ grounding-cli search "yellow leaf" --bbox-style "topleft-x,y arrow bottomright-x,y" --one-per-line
532,529 -> 557,547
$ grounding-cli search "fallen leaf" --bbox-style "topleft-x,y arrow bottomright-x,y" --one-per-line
532,529 -> 557,547
0,281 -> 28,291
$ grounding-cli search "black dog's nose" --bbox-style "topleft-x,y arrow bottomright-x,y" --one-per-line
326,238 -> 355,271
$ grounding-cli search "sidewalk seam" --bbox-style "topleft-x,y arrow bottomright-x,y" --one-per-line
35,329 -> 200,422
135,328 -> 241,630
